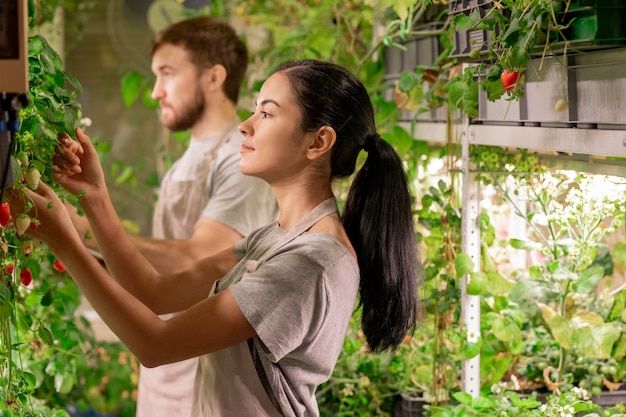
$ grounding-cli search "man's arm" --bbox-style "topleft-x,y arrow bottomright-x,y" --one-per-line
131,217 -> 242,274
68,204 -> 242,274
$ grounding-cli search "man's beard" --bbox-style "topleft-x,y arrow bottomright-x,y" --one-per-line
165,88 -> 206,132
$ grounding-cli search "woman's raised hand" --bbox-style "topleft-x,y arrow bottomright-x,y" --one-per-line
52,127 -> 106,199
6,183 -> 79,251
53,130 -> 83,175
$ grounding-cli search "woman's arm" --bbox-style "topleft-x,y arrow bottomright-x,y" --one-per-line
10,181 -> 251,366
51,128 -> 238,312
63,241 -> 253,367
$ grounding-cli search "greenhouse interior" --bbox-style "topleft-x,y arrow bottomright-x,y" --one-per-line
1,0 -> 626,416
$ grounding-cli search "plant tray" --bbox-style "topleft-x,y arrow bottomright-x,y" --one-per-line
448,0 -> 493,13
448,4 -> 505,59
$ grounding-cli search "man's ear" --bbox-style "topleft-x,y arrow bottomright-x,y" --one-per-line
201,64 -> 227,93
306,126 -> 336,160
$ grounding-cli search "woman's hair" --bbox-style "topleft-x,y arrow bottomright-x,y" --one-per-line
276,60 -> 421,352
150,16 -> 248,104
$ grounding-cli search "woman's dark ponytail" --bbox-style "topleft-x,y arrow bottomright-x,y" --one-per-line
343,133 -> 421,352
275,60 -> 421,352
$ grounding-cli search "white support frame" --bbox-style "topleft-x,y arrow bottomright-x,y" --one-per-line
460,123 -> 481,397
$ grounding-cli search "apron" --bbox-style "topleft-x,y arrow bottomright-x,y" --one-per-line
136,119 -> 239,417
151,119 -> 239,240
196,197 -> 338,417
244,197 -> 338,274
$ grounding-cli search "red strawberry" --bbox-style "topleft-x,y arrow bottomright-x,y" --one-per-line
501,70 -> 520,92
19,268 -> 33,286
0,202 -> 10,227
4,263 -> 14,275
53,259 -> 66,272
29,222 -> 38,231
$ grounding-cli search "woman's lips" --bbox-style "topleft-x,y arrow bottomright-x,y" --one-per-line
240,143 -> 254,153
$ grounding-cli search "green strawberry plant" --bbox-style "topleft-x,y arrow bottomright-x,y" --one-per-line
0,1 -> 103,415
427,386 -> 626,417
394,0 -> 574,121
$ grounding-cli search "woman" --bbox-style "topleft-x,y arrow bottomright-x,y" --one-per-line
15,60 -> 421,416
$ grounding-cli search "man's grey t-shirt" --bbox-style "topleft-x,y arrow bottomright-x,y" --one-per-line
162,130 -> 277,239
198,131 -> 277,236
192,223 -> 360,417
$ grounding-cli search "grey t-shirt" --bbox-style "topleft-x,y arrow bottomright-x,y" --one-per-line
193,223 -> 359,417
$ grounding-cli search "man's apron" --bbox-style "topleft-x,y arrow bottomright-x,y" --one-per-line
136,121 -> 237,417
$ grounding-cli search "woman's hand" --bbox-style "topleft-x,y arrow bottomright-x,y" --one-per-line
7,183 -> 79,251
53,130 -> 83,175
52,127 -> 106,200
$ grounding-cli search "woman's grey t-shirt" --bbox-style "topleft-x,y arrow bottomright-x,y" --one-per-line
192,223 -> 360,417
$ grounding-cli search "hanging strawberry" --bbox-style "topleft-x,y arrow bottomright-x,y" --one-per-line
53,259 -> 66,272
0,202 -> 10,227
24,168 -> 41,190
16,215 -> 31,236
19,268 -> 33,286
501,70 -> 521,92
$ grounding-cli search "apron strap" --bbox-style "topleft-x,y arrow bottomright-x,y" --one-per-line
245,197 -> 338,273
245,196 -> 339,416
195,118 -> 240,182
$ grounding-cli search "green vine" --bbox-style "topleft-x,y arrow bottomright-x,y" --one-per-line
0,1 -> 103,415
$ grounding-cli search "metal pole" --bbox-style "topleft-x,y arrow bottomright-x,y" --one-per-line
461,123 -> 481,397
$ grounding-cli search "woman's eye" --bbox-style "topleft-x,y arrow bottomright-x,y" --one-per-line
260,111 -> 270,118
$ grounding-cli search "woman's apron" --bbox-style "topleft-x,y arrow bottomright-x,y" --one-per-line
194,197 -> 338,417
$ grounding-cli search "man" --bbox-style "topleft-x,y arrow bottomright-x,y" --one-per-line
71,16 -> 277,417
136,16 -> 277,417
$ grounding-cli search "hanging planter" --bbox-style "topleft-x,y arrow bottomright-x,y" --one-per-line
447,0 -> 508,60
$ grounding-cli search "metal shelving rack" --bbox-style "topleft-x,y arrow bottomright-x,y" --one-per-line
395,46 -> 626,397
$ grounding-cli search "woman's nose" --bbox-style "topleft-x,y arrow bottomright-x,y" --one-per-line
238,117 -> 252,136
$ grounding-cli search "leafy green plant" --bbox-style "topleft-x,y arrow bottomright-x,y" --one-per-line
503,173 -> 624,386
426,385 -> 626,417
0,2 -> 133,416
391,0 -> 587,121
415,176 -> 470,404
66,341 -> 138,417
0,36 -> 84,417
471,145 -> 626,392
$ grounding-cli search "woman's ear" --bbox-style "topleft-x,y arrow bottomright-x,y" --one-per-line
306,126 -> 336,160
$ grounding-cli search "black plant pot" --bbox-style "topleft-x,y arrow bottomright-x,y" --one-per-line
393,393 -> 427,417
